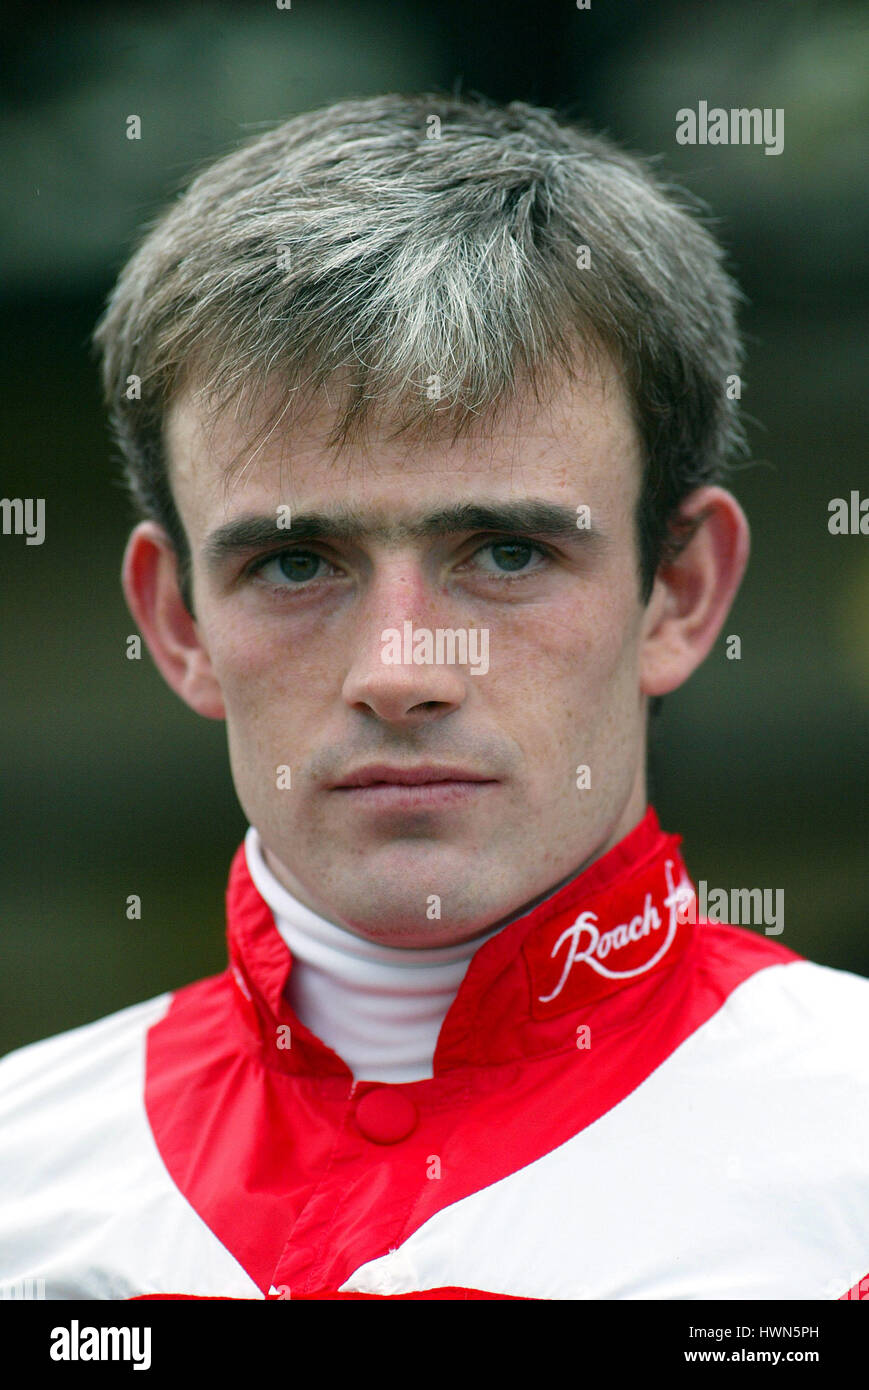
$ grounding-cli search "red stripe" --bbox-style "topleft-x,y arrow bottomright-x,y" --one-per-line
144,921 -> 797,1295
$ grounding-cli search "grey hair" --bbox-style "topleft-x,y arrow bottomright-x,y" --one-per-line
92,91 -> 747,611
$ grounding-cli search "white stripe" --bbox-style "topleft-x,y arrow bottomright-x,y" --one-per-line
0,996 -> 262,1300
340,960 -> 869,1300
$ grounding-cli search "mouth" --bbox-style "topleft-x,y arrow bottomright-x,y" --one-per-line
334,764 -> 495,788
331,764 -> 499,808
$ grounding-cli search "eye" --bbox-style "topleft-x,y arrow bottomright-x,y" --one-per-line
470,538 -> 549,577
250,549 -> 336,587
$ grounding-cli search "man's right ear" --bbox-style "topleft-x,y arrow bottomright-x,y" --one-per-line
121,521 -> 226,720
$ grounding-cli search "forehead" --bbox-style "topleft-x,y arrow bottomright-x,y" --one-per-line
164,357 -> 641,537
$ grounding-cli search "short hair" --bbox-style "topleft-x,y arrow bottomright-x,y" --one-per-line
92,91 -> 747,612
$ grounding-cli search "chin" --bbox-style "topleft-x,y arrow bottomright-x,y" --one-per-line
336,870 -> 495,944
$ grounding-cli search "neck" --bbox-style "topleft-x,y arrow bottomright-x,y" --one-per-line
246,826 -> 505,1083
244,792 -> 650,1083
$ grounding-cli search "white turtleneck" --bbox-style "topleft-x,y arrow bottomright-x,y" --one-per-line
244,826 -> 506,1084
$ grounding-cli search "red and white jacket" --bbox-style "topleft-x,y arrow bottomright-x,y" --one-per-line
1,807 -> 868,1301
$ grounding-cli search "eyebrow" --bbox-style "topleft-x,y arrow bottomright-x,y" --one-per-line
203,500 -> 603,568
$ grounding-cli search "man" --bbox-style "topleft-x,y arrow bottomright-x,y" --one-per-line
1,92 -> 867,1302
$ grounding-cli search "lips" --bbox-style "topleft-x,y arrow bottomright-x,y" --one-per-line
332,764 -> 496,789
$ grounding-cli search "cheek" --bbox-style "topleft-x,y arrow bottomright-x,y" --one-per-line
201,605 -> 325,713
206,622 -> 269,712
494,579 -> 642,703
511,595 -> 643,789
196,616 -> 297,768
210,621 -> 310,818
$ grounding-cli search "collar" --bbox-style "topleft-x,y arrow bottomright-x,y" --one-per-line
224,806 -> 697,1078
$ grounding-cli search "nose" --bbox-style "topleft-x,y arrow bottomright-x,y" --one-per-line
341,560 -> 470,727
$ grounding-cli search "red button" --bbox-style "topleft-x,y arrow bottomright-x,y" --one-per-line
354,1087 -> 419,1144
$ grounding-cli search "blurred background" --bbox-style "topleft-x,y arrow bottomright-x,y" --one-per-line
2,0 -> 868,1053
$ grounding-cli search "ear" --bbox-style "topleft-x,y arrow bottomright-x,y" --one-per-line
121,521 -> 226,720
640,486 -> 750,697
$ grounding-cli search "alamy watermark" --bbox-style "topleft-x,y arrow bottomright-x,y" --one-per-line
676,102 -> 784,156
49,1320 -> 151,1370
828,491 -> 869,534
1,497 -> 44,545
678,881 -> 784,935
381,621 -> 489,676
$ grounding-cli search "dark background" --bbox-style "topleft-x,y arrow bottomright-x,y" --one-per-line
2,0 -> 868,1053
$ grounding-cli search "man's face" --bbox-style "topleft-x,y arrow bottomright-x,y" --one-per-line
165,359 -> 652,945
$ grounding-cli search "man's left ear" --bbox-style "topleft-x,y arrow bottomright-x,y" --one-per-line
639,486 -> 750,698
